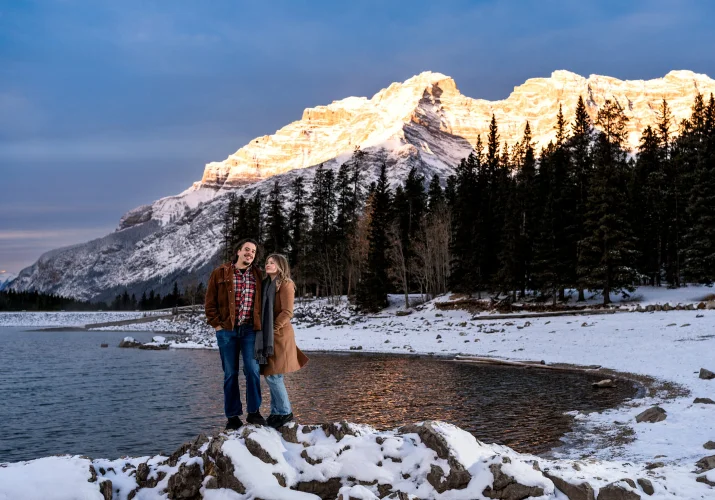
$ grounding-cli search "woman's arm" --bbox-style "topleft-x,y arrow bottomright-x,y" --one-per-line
274,281 -> 294,330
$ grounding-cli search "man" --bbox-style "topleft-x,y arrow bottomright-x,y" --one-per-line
205,238 -> 267,430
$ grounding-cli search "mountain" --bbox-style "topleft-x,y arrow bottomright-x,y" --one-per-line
10,70 -> 715,301
0,271 -> 16,291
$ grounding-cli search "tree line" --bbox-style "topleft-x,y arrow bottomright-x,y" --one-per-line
0,282 -> 207,312
223,92 -> 715,311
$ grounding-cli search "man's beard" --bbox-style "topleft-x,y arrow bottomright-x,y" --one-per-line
241,258 -> 253,267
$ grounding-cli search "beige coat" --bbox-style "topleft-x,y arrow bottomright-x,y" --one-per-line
261,279 -> 309,375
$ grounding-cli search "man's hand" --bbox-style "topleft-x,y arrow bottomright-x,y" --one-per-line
215,326 -> 222,331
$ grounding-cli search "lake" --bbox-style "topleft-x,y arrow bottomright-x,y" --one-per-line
0,327 -> 637,462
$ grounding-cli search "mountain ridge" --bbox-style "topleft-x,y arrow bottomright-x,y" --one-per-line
10,69 -> 715,300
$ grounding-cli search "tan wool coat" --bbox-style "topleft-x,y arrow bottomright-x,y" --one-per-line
261,279 -> 309,376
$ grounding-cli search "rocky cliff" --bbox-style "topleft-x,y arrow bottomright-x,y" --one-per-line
10,70 -> 715,300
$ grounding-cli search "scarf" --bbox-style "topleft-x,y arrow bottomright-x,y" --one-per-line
255,276 -> 276,364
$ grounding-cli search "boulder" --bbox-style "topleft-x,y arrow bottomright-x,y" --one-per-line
483,463 -> 545,499
294,477 -> 343,499
704,441 -> 715,450
245,434 -> 278,464
697,302 -> 706,309
636,478 -> 654,496
695,455 -> 715,472
99,480 -> 113,500
694,397 -> 715,404
596,481 -> 641,500
699,368 -> 715,380
118,337 -> 141,348
544,471 -> 595,500
166,462 -> 202,499
204,435 -> 246,494
696,475 -> 715,487
635,406 -> 666,423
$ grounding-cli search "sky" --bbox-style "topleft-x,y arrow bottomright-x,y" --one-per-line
1,0 -> 715,274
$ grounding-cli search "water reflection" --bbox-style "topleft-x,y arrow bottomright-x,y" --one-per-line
0,328 -> 636,462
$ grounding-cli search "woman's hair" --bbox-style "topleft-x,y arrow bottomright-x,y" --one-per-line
266,253 -> 292,287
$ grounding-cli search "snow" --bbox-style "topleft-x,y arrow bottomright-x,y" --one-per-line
0,456 -> 102,500
0,311 -> 144,327
1,286 -> 714,498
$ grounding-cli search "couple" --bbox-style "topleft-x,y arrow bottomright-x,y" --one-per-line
204,238 -> 309,431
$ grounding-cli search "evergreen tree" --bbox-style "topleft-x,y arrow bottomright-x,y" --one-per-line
578,100 -> 638,304
449,153 -> 479,292
683,94 -> 715,283
568,96 -> 594,300
264,180 -> 288,254
288,176 -> 309,277
356,164 -> 392,312
427,174 -> 444,213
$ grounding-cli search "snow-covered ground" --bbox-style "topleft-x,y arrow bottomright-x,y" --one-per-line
0,311 -> 146,327
1,286 -> 714,498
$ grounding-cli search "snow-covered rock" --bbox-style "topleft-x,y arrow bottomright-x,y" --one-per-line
1,421 -> 711,499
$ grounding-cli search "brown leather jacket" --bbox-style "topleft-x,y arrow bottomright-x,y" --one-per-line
205,262 -> 262,331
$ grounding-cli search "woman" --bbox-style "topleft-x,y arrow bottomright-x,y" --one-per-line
257,253 -> 309,428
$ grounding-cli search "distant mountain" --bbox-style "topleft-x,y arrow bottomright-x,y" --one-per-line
10,70 -> 715,300
0,271 -> 16,291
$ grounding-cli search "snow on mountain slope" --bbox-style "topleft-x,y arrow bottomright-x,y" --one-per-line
0,271 -> 16,291
10,69 -> 715,300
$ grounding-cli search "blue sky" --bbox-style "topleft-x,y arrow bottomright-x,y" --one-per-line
2,0 -> 715,274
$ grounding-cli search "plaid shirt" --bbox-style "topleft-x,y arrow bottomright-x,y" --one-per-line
233,264 -> 257,325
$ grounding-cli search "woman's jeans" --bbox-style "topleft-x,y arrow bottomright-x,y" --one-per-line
216,325 -> 262,418
265,374 -> 292,415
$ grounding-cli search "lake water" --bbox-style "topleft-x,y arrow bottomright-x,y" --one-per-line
0,327 -> 637,462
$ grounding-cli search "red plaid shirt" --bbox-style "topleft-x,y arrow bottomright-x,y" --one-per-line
233,264 -> 257,325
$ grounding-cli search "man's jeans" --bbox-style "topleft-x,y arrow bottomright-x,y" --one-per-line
216,325 -> 262,418
265,374 -> 292,415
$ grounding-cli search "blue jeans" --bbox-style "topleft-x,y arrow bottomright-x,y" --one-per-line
216,325 -> 262,418
265,374 -> 292,415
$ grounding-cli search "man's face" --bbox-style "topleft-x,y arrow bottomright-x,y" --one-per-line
237,243 -> 257,266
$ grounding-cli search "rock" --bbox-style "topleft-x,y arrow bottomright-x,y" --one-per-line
699,368 -> 715,380
644,462 -> 664,470
294,477 -> 343,499
596,481 -> 641,500
704,441 -> 715,450
245,434 -> 278,464
696,475 -> 715,487
662,303 -> 672,311
592,379 -> 616,389
395,310 -> 411,316
697,302 -> 706,309
278,422 -> 300,443
301,449 -> 322,465
99,480 -> 112,500
636,478 -> 654,496
694,397 -> 715,404
100,343 -> 109,348
204,435 -> 246,493
544,471 -> 595,500
88,464 -> 97,483
695,455 -> 715,472
483,463 -> 544,499
436,334 -> 442,339
118,337 -> 141,348
321,422 -> 359,442
138,343 -> 170,350
166,462 -> 202,499
168,442 -> 191,467
273,472 -> 287,487
135,462 -> 162,489
398,422 -> 471,493
635,406 -> 666,423
349,345 -> 363,350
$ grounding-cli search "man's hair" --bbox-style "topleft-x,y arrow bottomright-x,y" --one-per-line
231,238 -> 261,264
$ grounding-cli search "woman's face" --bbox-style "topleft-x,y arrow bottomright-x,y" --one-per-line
265,257 -> 278,275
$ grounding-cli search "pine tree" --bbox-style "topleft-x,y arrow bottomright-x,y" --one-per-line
427,174 -> 444,213
264,180 -> 288,254
568,96 -> 594,300
683,93 -> 715,283
355,164 -> 392,312
578,100 -> 638,304
449,153 -> 479,292
288,176 -> 309,279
